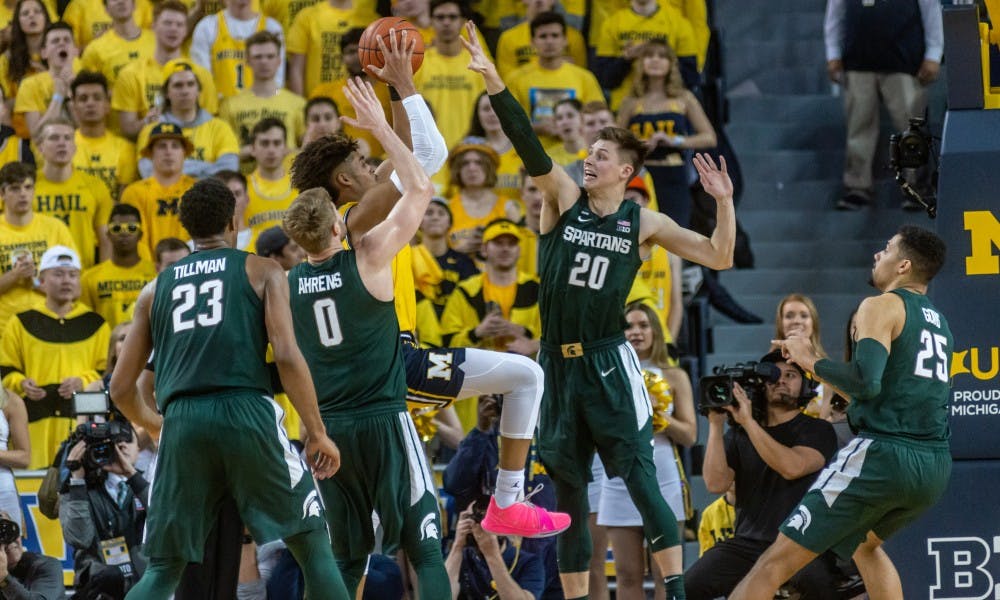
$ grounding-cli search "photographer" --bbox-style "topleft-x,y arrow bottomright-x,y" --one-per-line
685,351 -> 839,599
59,421 -> 148,598
445,502 -> 544,600
0,511 -> 63,598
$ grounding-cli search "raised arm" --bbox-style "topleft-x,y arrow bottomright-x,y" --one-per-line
639,153 -> 735,270
460,21 -> 578,227
343,30 -> 447,239
342,77 -> 434,272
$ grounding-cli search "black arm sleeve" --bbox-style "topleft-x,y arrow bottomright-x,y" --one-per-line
488,89 -> 553,178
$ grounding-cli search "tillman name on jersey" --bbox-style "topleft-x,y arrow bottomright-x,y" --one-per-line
173,258 -> 227,279
562,225 -> 632,254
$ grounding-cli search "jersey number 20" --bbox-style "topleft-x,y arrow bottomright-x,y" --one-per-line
171,280 -> 223,332
568,252 -> 609,290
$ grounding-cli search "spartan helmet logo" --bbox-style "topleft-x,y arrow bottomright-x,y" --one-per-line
786,506 -> 812,534
301,490 -> 322,520
420,513 -> 440,541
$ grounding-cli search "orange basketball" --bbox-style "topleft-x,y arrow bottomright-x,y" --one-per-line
357,17 -> 425,81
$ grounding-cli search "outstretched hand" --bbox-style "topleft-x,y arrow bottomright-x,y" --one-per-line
340,77 -> 390,132
367,28 -> 416,91
693,153 -> 733,201
460,20 -> 495,77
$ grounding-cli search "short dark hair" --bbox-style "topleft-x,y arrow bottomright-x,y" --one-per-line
430,0 -> 469,18
530,11 -> 565,37
154,237 -> 190,263
339,27 -> 364,52
251,116 -> 287,143
245,29 -> 281,53
290,134 -> 357,201
109,203 -> 141,223
595,127 -> 647,176
0,162 -> 36,188
70,70 -> 109,97
214,170 -> 246,189
179,178 -> 235,239
554,97 -> 582,115
42,21 -> 72,47
896,225 -> 946,283
304,96 -> 338,121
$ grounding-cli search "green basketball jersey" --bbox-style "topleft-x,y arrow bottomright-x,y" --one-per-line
287,250 -> 406,419
538,193 -> 642,344
848,289 -> 953,441
150,248 -> 271,410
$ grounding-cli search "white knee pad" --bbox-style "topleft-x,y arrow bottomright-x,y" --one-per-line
457,348 -> 543,439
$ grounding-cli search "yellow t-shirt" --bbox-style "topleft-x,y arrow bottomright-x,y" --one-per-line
0,52 -> 43,101
120,175 -> 197,256
33,169 -> 114,269
636,245 -> 673,338
515,226 -> 538,278
79,258 -> 157,327
63,0 -> 113,48
494,147 -> 524,205
495,20 -> 588,79
245,171 -> 295,249
698,495 -> 736,556
338,201 -> 417,333
219,88 -> 306,149
447,193 -> 514,253
80,28 -> 156,88
506,61 -> 605,125
0,215 -> 76,331
137,117 -> 240,167
596,5 -> 699,110
588,0 -> 629,47
310,77 -> 390,160
0,130 -> 33,169
112,57 -> 219,118
0,301 -> 109,469
261,0 -> 319,31
285,2 -> 377,96
12,59 -> 84,115
665,0 -> 709,68
413,48 -> 486,149
73,130 -> 138,200
547,145 -> 586,167
210,10 -> 267,98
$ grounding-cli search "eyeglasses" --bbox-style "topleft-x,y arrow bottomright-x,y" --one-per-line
433,13 -> 462,21
108,222 -> 141,234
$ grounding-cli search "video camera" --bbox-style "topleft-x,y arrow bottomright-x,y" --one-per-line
889,117 -> 937,218
70,391 -> 132,470
698,361 -> 780,418
0,517 -> 18,545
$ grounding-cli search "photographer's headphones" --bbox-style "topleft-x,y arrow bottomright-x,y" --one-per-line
760,350 -> 819,408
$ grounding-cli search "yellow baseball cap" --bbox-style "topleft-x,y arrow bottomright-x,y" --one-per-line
482,219 -> 522,244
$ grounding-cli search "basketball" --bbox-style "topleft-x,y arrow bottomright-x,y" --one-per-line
358,17 -> 425,81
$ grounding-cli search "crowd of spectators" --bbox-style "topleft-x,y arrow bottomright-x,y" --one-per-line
0,0 -> 944,596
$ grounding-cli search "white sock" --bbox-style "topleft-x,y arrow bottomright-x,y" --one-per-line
494,469 -> 524,509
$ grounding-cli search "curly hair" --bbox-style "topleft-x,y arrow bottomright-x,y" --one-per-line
8,0 -> 50,84
179,178 -> 235,239
290,134 -> 357,201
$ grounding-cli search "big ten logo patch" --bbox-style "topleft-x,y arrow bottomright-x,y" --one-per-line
965,211 -> 1000,275
928,536 -> 1000,600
